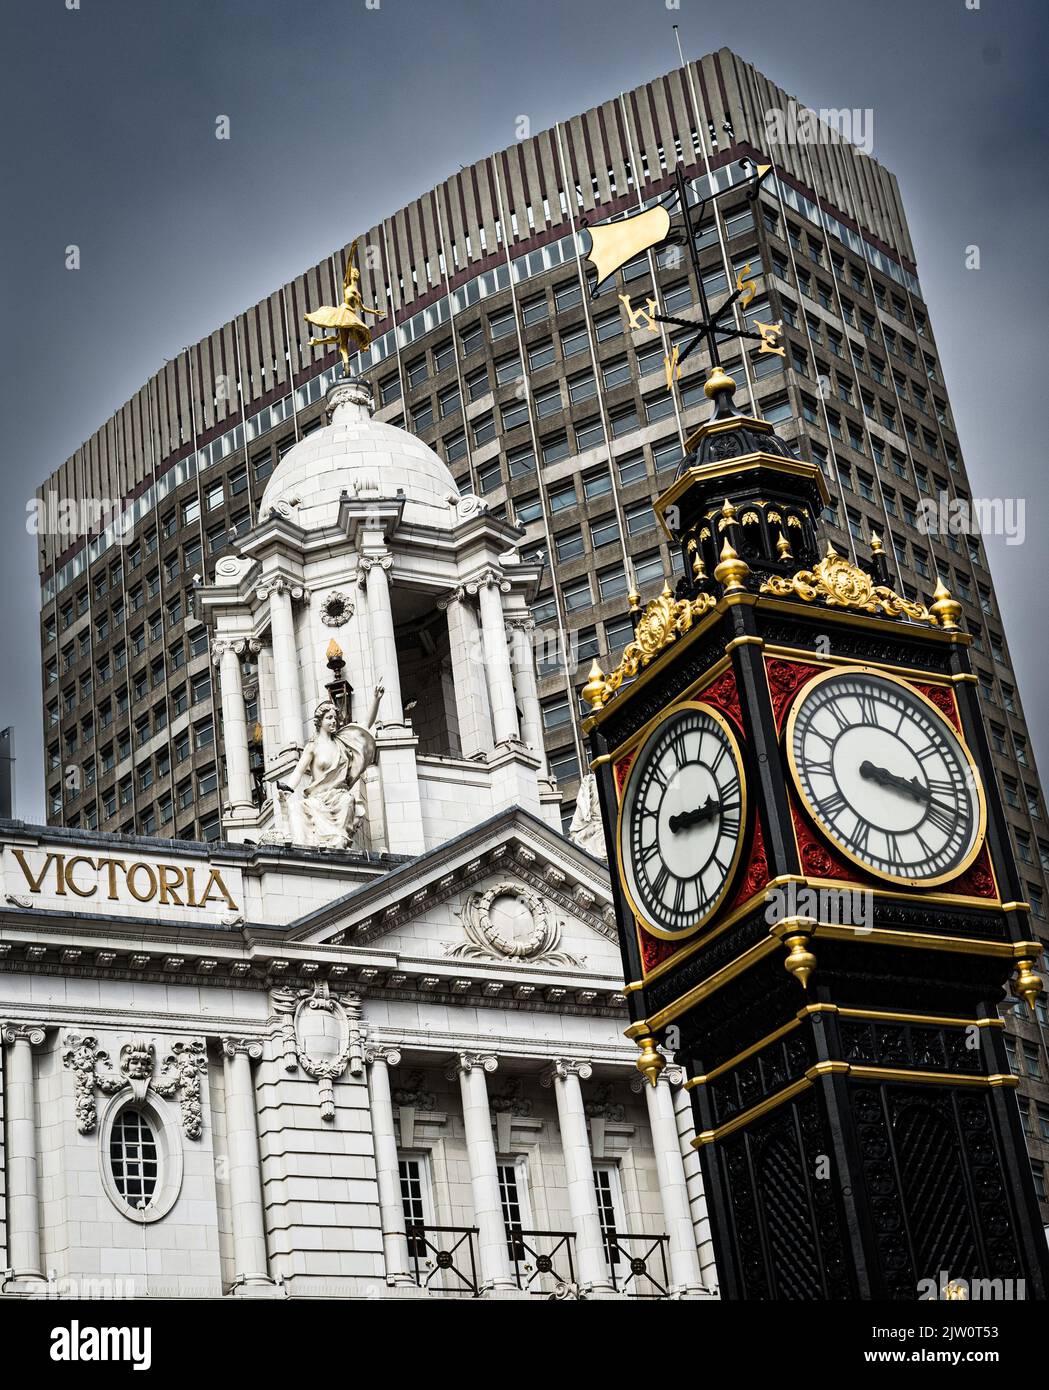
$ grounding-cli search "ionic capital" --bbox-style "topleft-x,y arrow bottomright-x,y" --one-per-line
446,1050 -> 498,1080
364,1042 -> 402,1068
221,1037 -> 264,1062
540,1057 -> 593,1087
436,584 -> 468,612
1,1023 -> 47,1047
465,567 -> 510,596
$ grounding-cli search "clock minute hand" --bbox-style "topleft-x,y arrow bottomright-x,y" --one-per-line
859,760 -> 931,804
668,796 -> 721,833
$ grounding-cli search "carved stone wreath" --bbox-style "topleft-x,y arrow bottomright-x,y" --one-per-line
62,1034 -> 207,1140
449,881 -> 582,965
319,590 -> 354,628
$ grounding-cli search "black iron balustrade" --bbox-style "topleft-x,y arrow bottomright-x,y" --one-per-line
404,1223 -> 480,1296
603,1231 -> 672,1297
506,1228 -> 576,1293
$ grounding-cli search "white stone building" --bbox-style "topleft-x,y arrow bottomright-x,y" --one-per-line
0,385 -> 716,1299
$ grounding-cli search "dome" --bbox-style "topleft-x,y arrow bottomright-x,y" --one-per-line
260,379 -> 458,530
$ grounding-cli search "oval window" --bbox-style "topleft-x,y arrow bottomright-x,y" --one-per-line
109,1107 -> 159,1211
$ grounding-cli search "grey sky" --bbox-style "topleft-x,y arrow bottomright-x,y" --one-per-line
1,0 -> 1046,819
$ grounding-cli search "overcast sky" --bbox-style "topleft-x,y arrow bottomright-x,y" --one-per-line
1,0 -> 1046,820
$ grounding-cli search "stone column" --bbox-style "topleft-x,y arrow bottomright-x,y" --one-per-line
221,1038 -> 273,1290
214,639 -> 254,813
673,1071 -> 719,1289
365,1044 -> 414,1287
361,554 -> 403,724
471,570 -> 520,746
439,587 -> 493,758
1,1024 -> 46,1287
507,615 -> 546,771
447,1052 -> 516,1294
263,578 -> 304,753
542,1058 -> 614,1294
633,1067 -> 705,1296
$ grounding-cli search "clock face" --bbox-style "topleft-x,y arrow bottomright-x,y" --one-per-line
786,667 -> 985,887
618,703 -> 746,939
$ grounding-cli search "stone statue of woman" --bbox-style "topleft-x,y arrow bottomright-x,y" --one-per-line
277,683 -> 384,849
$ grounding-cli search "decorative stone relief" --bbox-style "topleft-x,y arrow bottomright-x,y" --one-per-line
319,590 -> 354,628
272,984 -> 364,1120
450,492 -> 487,520
389,1070 -> 437,1110
446,881 -> 583,965
583,1083 -> 626,1123
214,556 -> 253,584
62,1033 -> 207,1139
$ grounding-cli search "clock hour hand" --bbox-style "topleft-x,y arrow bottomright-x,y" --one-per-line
859,760 -> 931,804
668,795 -> 721,833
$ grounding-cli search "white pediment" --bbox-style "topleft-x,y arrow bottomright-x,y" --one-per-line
287,810 -> 620,975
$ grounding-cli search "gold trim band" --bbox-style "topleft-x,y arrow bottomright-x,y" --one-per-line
684,1003 -> 1005,1089
693,1063 -> 1017,1145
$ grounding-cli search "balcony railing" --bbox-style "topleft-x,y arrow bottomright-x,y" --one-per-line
405,1224 -> 480,1296
404,1223 -> 674,1298
508,1228 -> 576,1294
604,1231 -> 672,1298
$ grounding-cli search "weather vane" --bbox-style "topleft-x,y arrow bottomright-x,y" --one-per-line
305,239 -> 384,374
581,159 -> 784,392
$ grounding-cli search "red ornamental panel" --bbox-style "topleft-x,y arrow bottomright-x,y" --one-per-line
638,925 -> 678,973
950,844 -> 997,899
790,800 -> 855,882
613,749 -> 636,800
913,681 -> 962,733
728,812 -> 770,911
765,658 -> 825,732
695,667 -> 744,735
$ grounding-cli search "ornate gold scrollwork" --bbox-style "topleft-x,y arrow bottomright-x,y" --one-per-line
581,583 -> 717,710
759,543 -> 939,624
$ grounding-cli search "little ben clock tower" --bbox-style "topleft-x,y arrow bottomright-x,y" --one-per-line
583,366 -> 1049,1300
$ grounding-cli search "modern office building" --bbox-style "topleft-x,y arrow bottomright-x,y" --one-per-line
35,48 -> 1049,1214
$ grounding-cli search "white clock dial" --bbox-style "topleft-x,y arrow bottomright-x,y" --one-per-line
787,668 -> 985,886
618,703 -> 745,938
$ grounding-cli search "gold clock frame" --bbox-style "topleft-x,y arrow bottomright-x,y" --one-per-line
615,700 -> 748,942
784,664 -> 988,889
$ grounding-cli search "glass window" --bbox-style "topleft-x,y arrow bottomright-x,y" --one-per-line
110,1108 -> 158,1210
590,515 -> 620,549
549,481 -> 576,512
507,445 -> 535,478
562,577 -> 592,614
617,451 -> 646,486
489,309 -> 516,341
583,470 -> 612,502
515,493 -> 543,525
555,529 -> 584,562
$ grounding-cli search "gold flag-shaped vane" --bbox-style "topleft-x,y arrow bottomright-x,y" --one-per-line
582,205 -> 672,296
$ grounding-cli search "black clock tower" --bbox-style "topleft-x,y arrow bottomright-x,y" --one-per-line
582,366 -> 1049,1300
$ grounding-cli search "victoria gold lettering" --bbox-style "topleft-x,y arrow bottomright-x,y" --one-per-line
9,848 -> 239,913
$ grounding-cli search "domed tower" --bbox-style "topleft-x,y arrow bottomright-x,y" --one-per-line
198,379 -> 561,853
